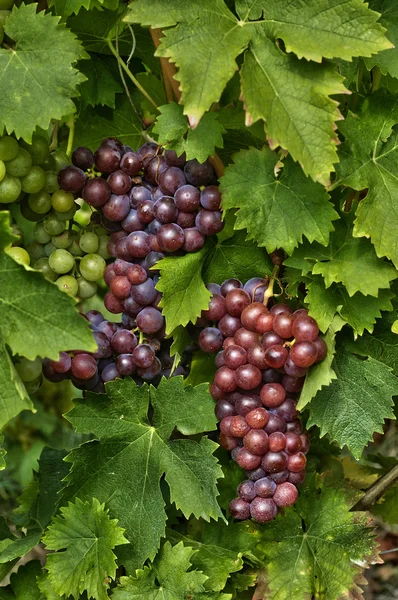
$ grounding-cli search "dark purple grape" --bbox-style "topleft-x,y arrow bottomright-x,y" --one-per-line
273,313 -> 294,339
314,336 -> 327,362
132,344 -> 155,368
288,470 -> 306,485
229,415 -> 250,438
142,251 -> 164,273
174,185 -> 200,212
157,223 -> 184,252
270,303 -> 293,316
116,354 -> 136,376
281,375 -> 305,393
144,156 -> 168,185
97,320 -> 118,339
200,185 -> 221,210
130,186 -> 151,207
101,137 -> 124,152
164,149 -> 186,167
223,345 -> 247,369
202,294 -> 226,321
236,448 -> 262,470
71,354 -> 97,380
238,480 -> 256,502
58,166 -> 86,193
136,307 -> 164,334
241,303 -> 268,332
86,310 -> 104,328
92,331 -> 112,359
207,283 -> 221,295
120,152 -> 143,176
153,196 -> 178,223
94,146 -> 121,173
177,212 -> 196,229
214,366 -> 237,393
283,357 -> 308,377
122,209 -> 144,233
218,314 -> 241,337
113,259 -> 130,276
243,429 -> 269,455
122,314 -> 136,330
104,292 -> 124,314
261,451 -> 288,473
137,357 -> 162,380
287,453 -> 307,473
235,364 -> 262,390
115,237 -> 132,261
243,278 -> 268,302
101,362 -> 119,382
264,413 -> 287,434
137,142 -> 159,163
126,231 -> 151,258
110,275 -> 131,299
126,264 -> 147,284
245,467 -> 267,482
158,166 -> 186,195
42,360 -> 67,382
83,178 -> 111,208
229,498 -> 250,520
235,394 -> 261,417
215,399 -> 235,420
107,170 -> 131,195
247,345 -> 266,369
254,477 -> 276,498
261,332 -> 284,350
199,327 -> 223,353
292,315 -> 319,342
286,420 -> 303,435
245,407 -> 269,429
262,368 -> 282,384
50,352 -> 71,373
250,497 -> 277,523
285,432 -> 302,454
152,187 -> 164,201
123,296 -> 144,317
101,214 -> 123,232
195,209 -> 223,236
184,159 -> 214,186
111,329 -> 137,354
103,194 -> 131,222
72,146 -> 94,170
260,383 -> 286,408
137,199 -> 155,224
131,278 -> 157,305
225,289 -> 251,317
233,328 -> 259,350
269,470 -> 289,484
273,398 -> 298,422
290,341 -> 318,368
220,279 -> 242,296
268,432 -> 286,452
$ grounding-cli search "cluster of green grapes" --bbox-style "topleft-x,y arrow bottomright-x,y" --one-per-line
1,134 -> 110,298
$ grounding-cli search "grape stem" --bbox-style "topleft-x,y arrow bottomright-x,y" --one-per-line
262,265 -> 280,304
350,464 -> 398,512
65,116 -> 75,159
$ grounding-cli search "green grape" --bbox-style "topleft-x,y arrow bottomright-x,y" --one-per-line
79,231 -> 99,254
33,257 -> 58,282
33,222 -> 51,244
28,190 -> 52,214
51,189 -> 74,212
6,246 -> 30,266
43,171 -> 59,194
20,200 -> 43,222
92,225 -> 107,237
0,174 -> 21,203
79,253 -> 106,281
21,166 -> 46,194
0,136 -> 19,161
51,150 -> 70,172
44,241 -> 56,257
52,230 -> 71,249
0,23 -> 3,45
77,277 -> 97,299
6,148 -> 32,177
56,275 -> 78,296
24,374 -> 43,395
55,204 -> 77,222
11,223 -> 23,246
15,357 -> 42,382
49,249 -> 75,274
21,135 -> 50,166
0,10 -> 10,27
0,159 -> 5,182
43,213 -> 65,236
97,235 -> 111,260
0,0 -> 14,11
26,241 -> 46,261
40,154 -> 56,172
68,232 -> 84,257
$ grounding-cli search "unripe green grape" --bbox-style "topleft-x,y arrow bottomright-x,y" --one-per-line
44,241 -> 56,257
79,253 -> 106,281
97,235 -> 111,260
51,150 -> 70,172
79,231 -> 99,254
20,200 -> 43,222
93,225 -> 107,237
33,222 -> 51,244
56,275 -> 78,296
26,241 -> 46,261
0,10 -> 10,27
40,154 -> 56,172
11,224 -> 23,246
43,213 -> 65,236
6,148 -> 32,177
15,357 -> 42,382
51,189 -> 74,212
0,136 -> 19,161
24,374 -> 43,394
0,174 -> 21,203
28,190 -> 52,214
6,246 -> 30,266
52,230 -> 71,249
0,160 -> 5,182
55,203 -> 77,222
68,232 -> 84,257
20,166 -> 45,194
77,277 -> 97,299
43,171 -> 59,194
49,248 -> 75,274
33,257 -> 58,282
0,0 -> 14,10
21,135 -> 50,166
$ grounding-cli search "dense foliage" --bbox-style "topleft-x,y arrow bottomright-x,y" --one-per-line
0,0 -> 398,599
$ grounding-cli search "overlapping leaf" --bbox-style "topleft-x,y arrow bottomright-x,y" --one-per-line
78,54 -> 122,108
0,339 -> 33,430
365,0 -> 398,78
61,378 -> 222,569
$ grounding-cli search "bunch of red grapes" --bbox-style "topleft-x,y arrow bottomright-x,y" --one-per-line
198,277 -> 326,523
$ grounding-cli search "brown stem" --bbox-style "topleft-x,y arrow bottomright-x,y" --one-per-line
351,464 -> 398,512
150,28 -> 181,102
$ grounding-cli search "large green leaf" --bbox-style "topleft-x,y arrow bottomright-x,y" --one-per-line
0,213 -> 96,360
365,0 -> 398,78
61,378 -> 222,569
307,349 -> 398,457
0,339 -> 33,430
0,4 -> 85,141
78,54 -> 122,109
220,148 -> 338,253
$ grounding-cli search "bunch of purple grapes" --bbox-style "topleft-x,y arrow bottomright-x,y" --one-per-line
197,277 -> 326,523
42,309 -> 189,392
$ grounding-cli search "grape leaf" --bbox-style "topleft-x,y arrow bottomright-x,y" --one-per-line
184,112 -> 224,162
0,339 -> 33,431
168,520 -> 260,591
61,378 -> 223,569
365,0 -> 398,78
156,247 -> 211,334
0,213 -> 96,360
0,533 -> 41,565
78,54 -> 122,109
183,351 -> 217,387
297,316 -> 345,411
338,93 -> 398,269
153,102 -> 188,152
238,0 -> 392,63
254,473 -> 379,600
307,349 -> 398,457
240,29 -> 347,186
220,148 -> 338,253
49,0 -> 90,18
9,561 -> 43,600
203,231 -> 272,285
0,4 -> 85,142
125,0 -> 204,28
305,278 -> 339,333
112,541 -> 207,599
73,95 -> 144,151
372,485 -> 398,524
43,498 -> 127,600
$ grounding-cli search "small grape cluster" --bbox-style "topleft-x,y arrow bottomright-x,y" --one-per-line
43,309 -> 189,392
197,277 -> 326,523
